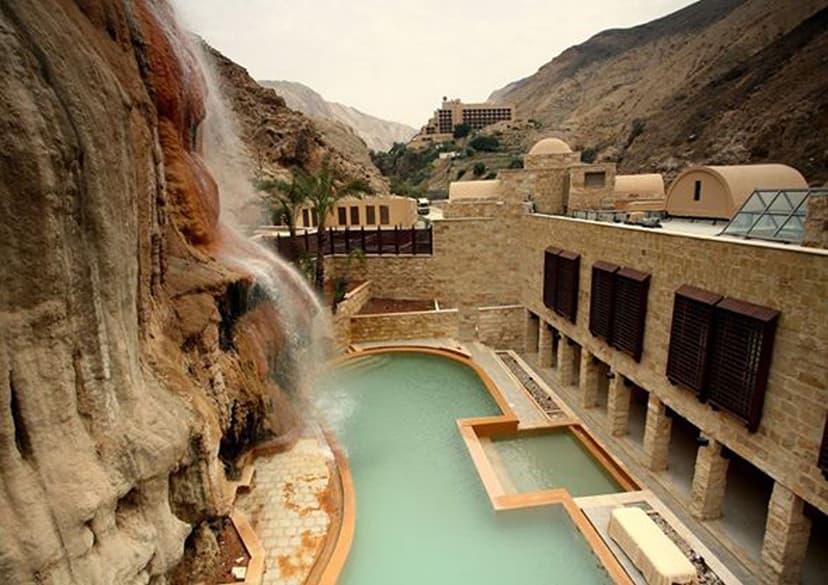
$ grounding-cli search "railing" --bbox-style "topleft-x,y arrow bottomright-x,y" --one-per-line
267,226 -> 433,260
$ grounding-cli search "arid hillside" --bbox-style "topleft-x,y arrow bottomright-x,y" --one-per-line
199,42 -> 389,202
260,80 -> 416,152
489,0 -> 828,183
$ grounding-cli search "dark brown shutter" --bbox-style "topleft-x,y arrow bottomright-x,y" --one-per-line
819,417 -> 828,480
610,268 -> 651,362
589,262 -> 618,339
666,285 -> 722,393
543,248 -> 560,310
707,298 -> 779,432
555,251 -> 580,323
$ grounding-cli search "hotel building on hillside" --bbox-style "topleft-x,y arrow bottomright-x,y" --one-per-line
409,97 -> 514,147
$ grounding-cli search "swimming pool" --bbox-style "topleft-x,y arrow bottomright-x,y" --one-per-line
320,351 -> 615,584
489,431 -> 624,496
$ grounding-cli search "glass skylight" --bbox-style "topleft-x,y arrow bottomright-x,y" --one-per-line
720,189 -> 824,244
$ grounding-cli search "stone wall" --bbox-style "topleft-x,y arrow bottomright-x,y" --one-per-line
520,214 -> 828,516
476,305 -> 526,350
442,199 -> 504,219
350,309 -> 460,343
500,168 -> 568,215
803,192 -> 827,249
332,281 -> 371,351
567,162 -> 617,211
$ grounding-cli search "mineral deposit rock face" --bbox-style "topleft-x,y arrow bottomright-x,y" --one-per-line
0,1 -> 297,583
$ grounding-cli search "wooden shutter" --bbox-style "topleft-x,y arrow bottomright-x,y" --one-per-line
610,268 -> 651,362
666,285 -> 722,393
707,298 -> 779,432
819,417 -> 828,480
543,248 -> 560,310
589,262 -> 618,339
555,251 -> 580,323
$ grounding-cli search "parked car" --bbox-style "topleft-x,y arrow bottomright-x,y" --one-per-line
417,198 -> 430,215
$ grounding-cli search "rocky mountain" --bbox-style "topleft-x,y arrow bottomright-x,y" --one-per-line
0,2 -> 350,583
200,46 -> 390,212
260,80 -> 416,152
489,0 -> 828,183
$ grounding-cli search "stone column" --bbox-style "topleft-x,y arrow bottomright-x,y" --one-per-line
557,337 -> 575,387
642,394 -> 671,472
689,438 -> 729,520
538,322 -> 553,367
579,350 -> 599,408
607,372 -> 631,436
525,312 -> 539,354
760,483 -> 812,585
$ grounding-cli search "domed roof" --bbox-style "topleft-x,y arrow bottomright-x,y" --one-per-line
528,137 -> 572,155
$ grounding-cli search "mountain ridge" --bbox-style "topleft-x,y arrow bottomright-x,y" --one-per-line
488,0 -> 828,183
259,80 -> 416,152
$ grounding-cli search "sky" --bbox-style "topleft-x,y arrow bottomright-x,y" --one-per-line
173,0 -> 696,128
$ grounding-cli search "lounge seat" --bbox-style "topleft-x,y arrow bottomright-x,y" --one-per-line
608,506 -> 697,585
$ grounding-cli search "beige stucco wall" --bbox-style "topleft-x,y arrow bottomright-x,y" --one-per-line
448,180 -> 501,200
297,195 -> 416,228
350,309 -> 460,343
666,168 -> 732,219
519,214 -> 828,516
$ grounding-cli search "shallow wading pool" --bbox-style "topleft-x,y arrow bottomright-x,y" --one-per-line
319,352 -> 614,584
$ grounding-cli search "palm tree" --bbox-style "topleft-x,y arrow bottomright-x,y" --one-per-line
255,172 -> 306,240
295,162 -> 371,289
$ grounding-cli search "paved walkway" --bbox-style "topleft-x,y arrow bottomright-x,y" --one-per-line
237,437 -> 334,585
466,342 -> 549,427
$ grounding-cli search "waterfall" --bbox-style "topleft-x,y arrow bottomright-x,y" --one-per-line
158,1 -> 333,426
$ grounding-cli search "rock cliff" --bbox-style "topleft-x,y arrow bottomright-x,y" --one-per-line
489,0 -> 828,183
0,1 -> 317,583
259,80 -> 416,152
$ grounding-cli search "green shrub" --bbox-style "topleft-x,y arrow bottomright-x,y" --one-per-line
473,162 -> 486,177
452,123 -> 471,139
469,135 -> 500,152
580,147 -> 597,163
484,171 -> 497,180
508,158 -> 524,169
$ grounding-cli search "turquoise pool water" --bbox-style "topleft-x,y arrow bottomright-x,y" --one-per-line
492,432 -> 623,496
320,352 -> 612,585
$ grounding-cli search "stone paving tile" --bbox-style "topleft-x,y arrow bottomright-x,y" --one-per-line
237,438 -> 335,585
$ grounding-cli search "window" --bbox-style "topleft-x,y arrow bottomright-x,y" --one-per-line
666,286 -> 722,393
380,205 -> 390,225
302,208 -> 310,227
589,263 -> 650,362
543,248 -> 561,310
337,207 -> 347,226
610,268 -> 650,361
350,206 -> 360,225
693,180 -> 702,201
706,298 -> 779,432
542,248 -> 580,323
366,205 -> 376,225
589,262 -> 618,339
585,172 -> 606,188
666,286 -> 779,432
819,417 -> 828,480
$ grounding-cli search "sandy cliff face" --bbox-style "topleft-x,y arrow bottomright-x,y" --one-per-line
490,0 -> 828,183
0,1 -> 306,583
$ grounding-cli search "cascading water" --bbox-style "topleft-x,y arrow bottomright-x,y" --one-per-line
160,2 -> 333,432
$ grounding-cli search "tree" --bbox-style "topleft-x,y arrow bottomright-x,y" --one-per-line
469,135 -> 500,152
294,162 -> 371,289
255,172 -> 306,240
452,123 -> 471,139
473,162 -> 486,177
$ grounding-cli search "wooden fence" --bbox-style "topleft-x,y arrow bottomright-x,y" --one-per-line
267,226 -> 433,260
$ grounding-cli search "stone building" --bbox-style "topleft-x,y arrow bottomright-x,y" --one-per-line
325,138 -> 828,584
